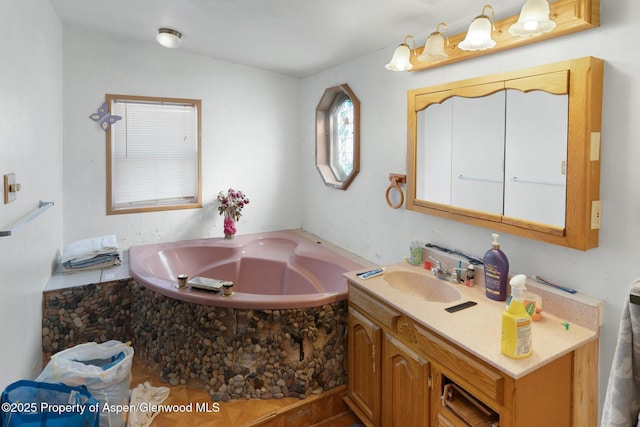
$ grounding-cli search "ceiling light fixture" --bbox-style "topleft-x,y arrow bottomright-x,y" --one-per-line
509,0 -> 556,37
459,5 -> 498,51
156,28 -> 182,49
417,22 -> 450,63
385,35 -> 416,72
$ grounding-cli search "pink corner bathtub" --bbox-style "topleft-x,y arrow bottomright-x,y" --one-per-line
128,230 -> 364,309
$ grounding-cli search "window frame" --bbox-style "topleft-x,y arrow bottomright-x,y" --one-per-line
105,94 -> 202,215
315,84 -> 360,190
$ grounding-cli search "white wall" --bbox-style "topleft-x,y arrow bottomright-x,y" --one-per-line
62,26 -> 302,248
301,0 -> 638,413
0,1 -> 63,387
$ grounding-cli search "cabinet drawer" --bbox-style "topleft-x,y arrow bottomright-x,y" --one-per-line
349,283 -> 399,329
436,409 -> 465,427
416,326 -> 504,405
441,383 -> 499,426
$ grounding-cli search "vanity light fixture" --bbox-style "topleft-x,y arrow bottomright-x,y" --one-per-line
509,0 -> 556,37
417,23 -> 450,63
385,35 -> 416,71
459,5 -> 498,51
156,28 -> 182,48
405,0 -> 599,72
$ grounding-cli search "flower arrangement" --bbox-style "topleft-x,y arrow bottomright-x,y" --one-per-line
217,188 -> 249,238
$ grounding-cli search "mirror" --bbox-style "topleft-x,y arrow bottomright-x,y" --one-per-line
503,90 -> 568,227
407,57 -> 604,250
417,91 -> 507,216
417,89 -> 569,227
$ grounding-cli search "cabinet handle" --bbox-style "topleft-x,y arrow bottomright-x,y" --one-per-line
372,344 -> 376,373
428,374 -> 433,389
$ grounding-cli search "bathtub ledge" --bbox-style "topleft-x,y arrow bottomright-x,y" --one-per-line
44,251 -> 130,292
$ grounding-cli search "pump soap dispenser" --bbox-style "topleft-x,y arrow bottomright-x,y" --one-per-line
501,274 -> 532,359
483,233 -> 509,301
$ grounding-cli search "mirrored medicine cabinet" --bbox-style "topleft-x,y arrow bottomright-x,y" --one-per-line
406,57 -> 604,250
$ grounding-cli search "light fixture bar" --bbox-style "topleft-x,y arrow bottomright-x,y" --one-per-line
409,0 -> 599,72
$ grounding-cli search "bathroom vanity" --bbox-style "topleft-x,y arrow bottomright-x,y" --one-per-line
343,263 -> 601,427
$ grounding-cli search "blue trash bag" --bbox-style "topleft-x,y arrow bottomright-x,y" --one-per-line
0,380 -> 99,427
36,341 -> 134,427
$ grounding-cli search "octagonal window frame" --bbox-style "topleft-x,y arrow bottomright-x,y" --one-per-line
315,84 -> 360,190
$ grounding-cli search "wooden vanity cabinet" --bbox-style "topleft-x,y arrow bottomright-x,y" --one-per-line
345,282 -> 592,427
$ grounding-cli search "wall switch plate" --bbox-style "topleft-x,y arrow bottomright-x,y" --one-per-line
4,173 -> 17,204
590,132 -> 601,161
591,200 -> 602,229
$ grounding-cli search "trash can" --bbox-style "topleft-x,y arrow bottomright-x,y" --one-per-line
1,380 -> 99,426
36,341 -> 134,427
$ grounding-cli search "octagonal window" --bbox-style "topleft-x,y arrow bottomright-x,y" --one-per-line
316,84 -> 360,190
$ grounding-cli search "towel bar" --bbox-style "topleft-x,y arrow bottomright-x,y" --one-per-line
510,176 -> 566,187
0,201 -> 54,237
630,294 -> 640,305
457,174 -> 502,184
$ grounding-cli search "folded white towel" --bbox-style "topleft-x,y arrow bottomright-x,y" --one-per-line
127,381 -> 170,427
61,234 -> 119,263
63,256 -> 122,272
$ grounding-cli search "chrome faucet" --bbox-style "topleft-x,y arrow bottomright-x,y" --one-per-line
428,255 -> 441,270
429,256 -> 461,283
429,256 -> 448,279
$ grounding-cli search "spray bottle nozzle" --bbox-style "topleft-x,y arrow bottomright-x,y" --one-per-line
509,274 -> 527,296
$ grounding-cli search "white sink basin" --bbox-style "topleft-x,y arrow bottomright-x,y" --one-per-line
383,270 -> 462,303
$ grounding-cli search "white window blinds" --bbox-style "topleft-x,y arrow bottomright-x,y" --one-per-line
107,96 -> 201,213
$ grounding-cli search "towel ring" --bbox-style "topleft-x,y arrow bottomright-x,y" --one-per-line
385,173 -> 406,209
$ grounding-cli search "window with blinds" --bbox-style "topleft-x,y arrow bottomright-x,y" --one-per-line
106,94 -> 202,214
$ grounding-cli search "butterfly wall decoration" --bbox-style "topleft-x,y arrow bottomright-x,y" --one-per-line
89,102 -> 122,131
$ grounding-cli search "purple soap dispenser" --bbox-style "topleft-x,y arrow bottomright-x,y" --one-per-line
483,233 -> 509,301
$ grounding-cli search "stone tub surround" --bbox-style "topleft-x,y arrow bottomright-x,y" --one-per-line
131,284 -> 348,401
42,279 -> 133,363
346,256 -> 603,379
43,279 -> 348,401
42,230 -> 374,400
42,251 -> 133,363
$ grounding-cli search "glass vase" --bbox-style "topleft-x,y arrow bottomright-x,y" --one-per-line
223,215 -> 236,239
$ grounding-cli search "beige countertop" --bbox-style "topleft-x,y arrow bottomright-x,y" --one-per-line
345,261 -> 602,379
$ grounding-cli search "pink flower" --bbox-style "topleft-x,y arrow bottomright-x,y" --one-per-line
217,188 -> 249,222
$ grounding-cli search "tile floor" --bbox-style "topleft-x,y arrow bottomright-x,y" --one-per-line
129,357 -> 360,426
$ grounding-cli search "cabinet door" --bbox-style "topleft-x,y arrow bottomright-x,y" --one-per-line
382,334 -> 430,427
347,308 -> 382,426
